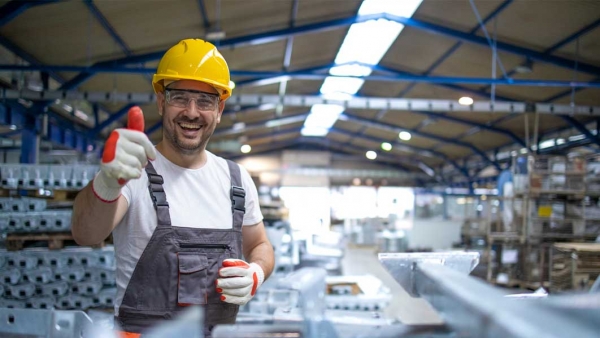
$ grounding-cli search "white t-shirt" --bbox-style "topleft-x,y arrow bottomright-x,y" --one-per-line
112,149 -> 263,313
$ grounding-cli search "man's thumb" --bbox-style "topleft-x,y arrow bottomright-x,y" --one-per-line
127,106 -> 145,132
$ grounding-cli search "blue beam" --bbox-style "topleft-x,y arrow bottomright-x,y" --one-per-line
329,126 -> 470,178
410,110 -> 526,147
0,0 -> 58,27
5,64 -> 600,88
91,103 -> 136,136
50,12 -> 600,90
478,18 -> 600,101
83,1 -> 131,56
546,18 -> 600,54
146,119 -> 163,136
197,0 -> 210,29
384,13 -> 600,76
341,113 -> 501,170
0,35 -> 64,84
559,116 -> 600,147
395,0 -> 513,98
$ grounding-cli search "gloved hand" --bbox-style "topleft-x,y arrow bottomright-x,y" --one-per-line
92,106 -> 156,203
216,259 -> 265,305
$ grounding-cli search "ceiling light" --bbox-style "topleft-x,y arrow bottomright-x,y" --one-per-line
301,127 -> 329,137
229,81 -> 236,89
399,131 -> 412,141
381,142 -> 392,151
366,151 -> 377,160
240,144 -> 252,153
9,125 -> 17,130
458,97 -> 474,106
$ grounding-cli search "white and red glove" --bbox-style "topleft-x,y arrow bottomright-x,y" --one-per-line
216,259 -> 265,305
92,106 -> 156,203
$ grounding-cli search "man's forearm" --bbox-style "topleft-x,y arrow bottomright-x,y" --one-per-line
245,241 -> 275,280
71,183 -> 124,246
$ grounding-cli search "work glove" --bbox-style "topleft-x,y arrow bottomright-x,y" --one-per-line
92,106 -> 156,203
216,259 -> 265,305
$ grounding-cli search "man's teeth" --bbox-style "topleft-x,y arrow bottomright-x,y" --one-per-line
179,122 -> 201,129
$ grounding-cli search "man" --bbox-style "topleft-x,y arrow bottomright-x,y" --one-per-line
71,38 -> 274,337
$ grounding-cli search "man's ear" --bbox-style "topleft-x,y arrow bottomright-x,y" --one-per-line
216,100 -> 225,123
156,92 -> 165,116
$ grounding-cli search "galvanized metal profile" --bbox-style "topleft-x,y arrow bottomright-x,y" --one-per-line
379,253 -> 600,338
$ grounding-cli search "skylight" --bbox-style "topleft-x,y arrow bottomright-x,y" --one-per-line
301,0 -> 423,137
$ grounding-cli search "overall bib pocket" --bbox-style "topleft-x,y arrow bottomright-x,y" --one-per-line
177,253 -> 208,306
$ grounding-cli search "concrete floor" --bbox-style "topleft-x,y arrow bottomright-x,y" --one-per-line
341,245 -> 443,325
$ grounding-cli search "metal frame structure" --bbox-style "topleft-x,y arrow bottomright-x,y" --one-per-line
0,0 -> 598,188
4,252 -> 598,337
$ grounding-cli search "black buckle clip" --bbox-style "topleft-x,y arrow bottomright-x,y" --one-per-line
148,185 -> 169,210
231,186 -> 246,213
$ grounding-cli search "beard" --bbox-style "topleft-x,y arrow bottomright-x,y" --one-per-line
162,106 -> 216,155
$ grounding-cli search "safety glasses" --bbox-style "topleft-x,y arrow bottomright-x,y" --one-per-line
165,88 -> 220,111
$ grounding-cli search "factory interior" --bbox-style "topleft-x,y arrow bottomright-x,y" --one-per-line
1,0 -> 600,337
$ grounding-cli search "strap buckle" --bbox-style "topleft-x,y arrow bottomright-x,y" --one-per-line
231,186 -> 246,213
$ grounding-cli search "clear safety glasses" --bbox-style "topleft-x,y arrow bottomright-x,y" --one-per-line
165,88 -> 220,111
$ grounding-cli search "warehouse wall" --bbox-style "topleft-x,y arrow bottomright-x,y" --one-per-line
408,219 -> 462,251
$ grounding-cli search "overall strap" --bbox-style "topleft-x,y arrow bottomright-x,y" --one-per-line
145,161 -> 172,226
226,160 -> 245,231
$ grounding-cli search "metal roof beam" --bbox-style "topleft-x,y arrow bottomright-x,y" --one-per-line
396,0 -> 514,98
0,0 -> 58,27
329,126 -> 470,178
6,64 -> 600,88
341,113 -> 500,170
384,13 -> 600,76
46,11 -> 600,90
410,110 -> 526,147
197,0 -> 210,29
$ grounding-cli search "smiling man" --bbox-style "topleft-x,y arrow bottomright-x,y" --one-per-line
71,39 -> 274,337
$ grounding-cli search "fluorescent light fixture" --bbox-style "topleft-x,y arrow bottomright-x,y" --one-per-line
74,110 -> 89,121
381,142 -> 392,151
568,134 -> 586,142
539,139 -> 556,149
511,151 -> 518,156
458,97 -> 474,105
240,144 -> 251,153
304,104 -> 344,129
62,104 -> 73,113
301,126 -> 329,137
366,150 -> 377,160
418,162 -> 435,177
520,148 -> 528,154
232,122 -> 246,131
258,103 -> 277,111
399,131 -> 412,141
229,81 -> 236,89
320,77 -> 365,97
335,19 -> 404,65
329,64 -> 372,77
302,0 -> 423,137
358,0 -> 423,17
9,125 -> 17,130
556,138 -> 565,145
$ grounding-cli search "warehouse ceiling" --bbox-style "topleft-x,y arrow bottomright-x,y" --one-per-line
0,0 -> 599,185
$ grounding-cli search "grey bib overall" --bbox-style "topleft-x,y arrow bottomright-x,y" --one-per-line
115,160 -> 245,335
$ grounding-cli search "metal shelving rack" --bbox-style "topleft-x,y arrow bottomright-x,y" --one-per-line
484,154 -> 599,291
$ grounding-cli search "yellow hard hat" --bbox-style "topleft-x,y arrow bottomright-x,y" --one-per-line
152,39 -> 232,101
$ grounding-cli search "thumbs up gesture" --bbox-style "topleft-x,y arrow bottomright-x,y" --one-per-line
92,106 -> 157,203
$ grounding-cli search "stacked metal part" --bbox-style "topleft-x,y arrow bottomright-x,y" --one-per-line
0,247 -> 117,310
0,164 -> 98,191
0,197 -> 73,234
